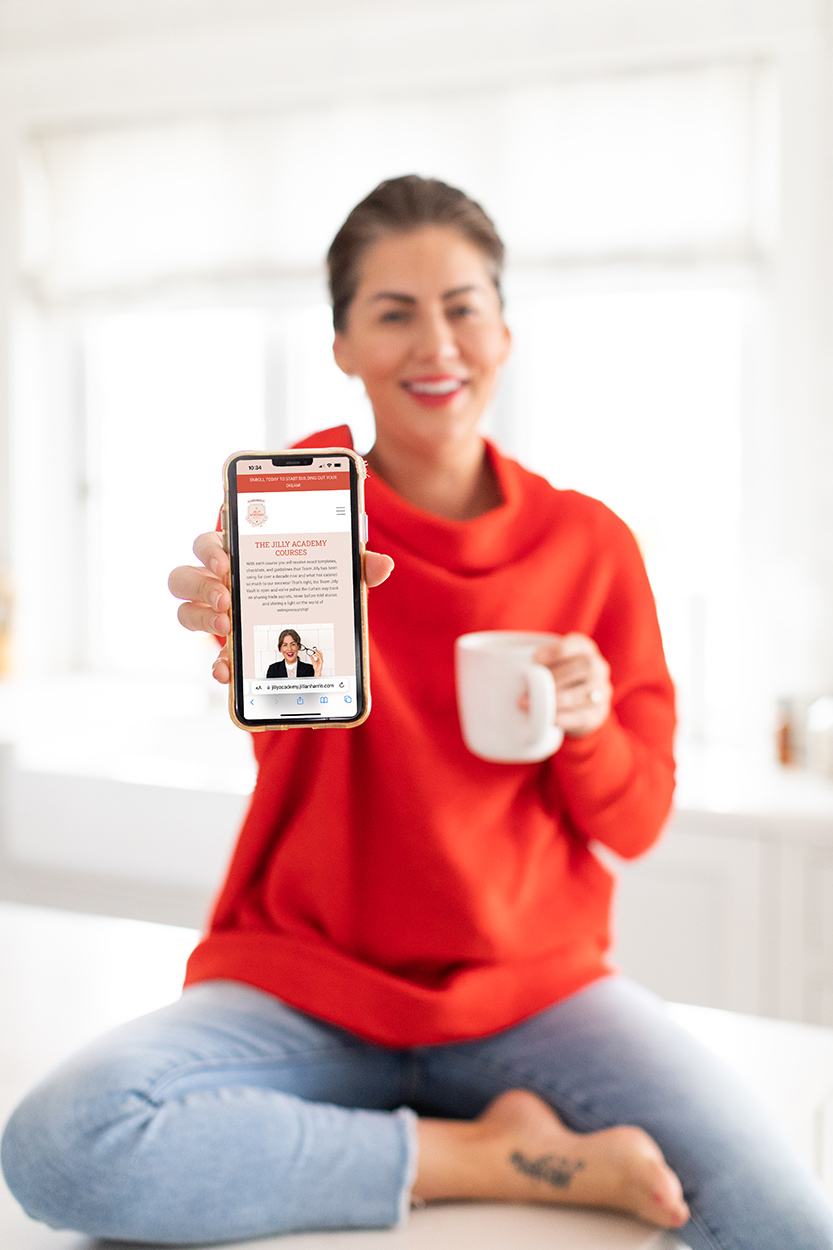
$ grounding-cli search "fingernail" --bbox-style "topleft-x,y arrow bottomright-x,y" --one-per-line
210,590 -> 224,610
210,558 -> 221,574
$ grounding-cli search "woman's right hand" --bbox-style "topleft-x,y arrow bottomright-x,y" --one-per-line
168,532 -> 394,685
168,532 -> 232,681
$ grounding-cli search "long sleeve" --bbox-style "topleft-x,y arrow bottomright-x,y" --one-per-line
547,509 -> 676,859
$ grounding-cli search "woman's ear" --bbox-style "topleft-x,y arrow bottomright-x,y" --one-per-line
499,320 -> 512,365
332,333 -> 355,377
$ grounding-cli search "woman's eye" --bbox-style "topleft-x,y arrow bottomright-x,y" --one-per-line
379,309 -> 409,323
449,304 -> 476,319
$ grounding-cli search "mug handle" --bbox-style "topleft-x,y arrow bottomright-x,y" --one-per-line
524,662 -> 556,743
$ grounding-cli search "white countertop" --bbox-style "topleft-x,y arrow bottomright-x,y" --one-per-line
1,675 -> 833,822
0,674 -> 257,795
674,741 -> 833,820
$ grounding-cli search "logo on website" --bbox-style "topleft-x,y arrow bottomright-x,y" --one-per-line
245,499 -> 268,528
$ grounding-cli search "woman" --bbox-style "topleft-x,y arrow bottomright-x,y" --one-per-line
266,628 -> 322,678
3,177 -> 832,1249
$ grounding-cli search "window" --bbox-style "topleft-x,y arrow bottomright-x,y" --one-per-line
501,282 -> 747,747
13,61 -> 776,774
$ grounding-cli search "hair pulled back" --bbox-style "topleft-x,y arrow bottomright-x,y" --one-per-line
327,175 -> 504,332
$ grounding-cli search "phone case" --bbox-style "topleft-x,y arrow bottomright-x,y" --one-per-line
222,447 -> 371,732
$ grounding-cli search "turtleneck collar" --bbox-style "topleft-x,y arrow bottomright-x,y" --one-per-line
293,423 -> 554,575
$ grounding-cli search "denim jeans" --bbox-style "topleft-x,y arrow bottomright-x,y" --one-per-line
3,975 -> 833,1248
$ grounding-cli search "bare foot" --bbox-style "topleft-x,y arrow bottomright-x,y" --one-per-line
413,1089 -> 689,1230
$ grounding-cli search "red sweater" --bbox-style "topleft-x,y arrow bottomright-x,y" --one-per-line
185,426 -> 676,1046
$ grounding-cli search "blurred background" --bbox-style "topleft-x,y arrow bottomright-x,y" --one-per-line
0,0 -> 832,1024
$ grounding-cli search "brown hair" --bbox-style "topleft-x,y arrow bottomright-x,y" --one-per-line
278,629 -> 301,650
327,175 -> 505,332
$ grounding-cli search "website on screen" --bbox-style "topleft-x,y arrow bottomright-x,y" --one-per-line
232,456 -> 360,721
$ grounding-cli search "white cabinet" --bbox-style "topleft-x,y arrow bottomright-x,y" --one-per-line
774,834 -> 833,1025
607,814 -> 765,1014
0,761 -> 245,929
608,807 -> 833,1026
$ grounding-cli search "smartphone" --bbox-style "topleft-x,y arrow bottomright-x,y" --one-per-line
222,448 -> 370,731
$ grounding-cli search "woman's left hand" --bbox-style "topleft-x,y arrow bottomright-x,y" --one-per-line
534,634 -> 612,739
309,647 -> 323,677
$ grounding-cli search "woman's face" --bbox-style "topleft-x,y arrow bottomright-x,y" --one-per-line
280,636 -> 299,661
333,226 -> 511,453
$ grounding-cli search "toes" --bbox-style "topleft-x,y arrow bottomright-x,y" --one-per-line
653,1175 -> 690,1228
627,1141 -> 689,1228
597,1126 -> 688,1229
642,1176 -> 689,1228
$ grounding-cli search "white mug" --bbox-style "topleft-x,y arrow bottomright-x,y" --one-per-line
455,631 -> 564,763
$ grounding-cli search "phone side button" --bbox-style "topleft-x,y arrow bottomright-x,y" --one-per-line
361,513 -> 368,543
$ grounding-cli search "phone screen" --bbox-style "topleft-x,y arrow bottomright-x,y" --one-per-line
226,451 -> 368,728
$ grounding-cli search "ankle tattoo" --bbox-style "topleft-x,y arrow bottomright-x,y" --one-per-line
509,1150 -> 586,1190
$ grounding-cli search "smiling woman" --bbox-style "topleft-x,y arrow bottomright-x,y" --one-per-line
4,176 -> 833,1250
330,177 -> 511,521
333,226 -> 511,520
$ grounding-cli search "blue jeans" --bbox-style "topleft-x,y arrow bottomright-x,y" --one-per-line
3,976 -> 833,1248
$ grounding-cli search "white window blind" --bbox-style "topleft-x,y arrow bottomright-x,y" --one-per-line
23,63 -> 773,296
